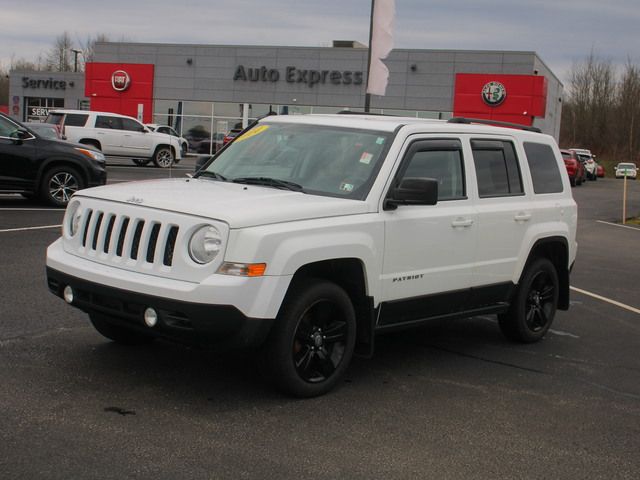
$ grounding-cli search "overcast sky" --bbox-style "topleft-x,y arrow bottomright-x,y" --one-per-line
2,0 -> 638,84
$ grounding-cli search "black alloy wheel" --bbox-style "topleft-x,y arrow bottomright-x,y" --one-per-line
498,257 -> 558,343
266,279 -> 356,397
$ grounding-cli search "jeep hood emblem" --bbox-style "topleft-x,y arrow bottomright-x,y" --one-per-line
125,196 -> 143,204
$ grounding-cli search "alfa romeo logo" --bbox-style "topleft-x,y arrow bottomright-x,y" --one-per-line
111,70 -> 131,92
481,81 -> 506,106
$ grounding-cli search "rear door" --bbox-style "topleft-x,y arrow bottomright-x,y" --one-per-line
470,138 -> 530,303
94,115 -> 124,155
0,116 -> 39,191
379,136 -> 477,327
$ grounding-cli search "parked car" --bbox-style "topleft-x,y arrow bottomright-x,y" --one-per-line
560,149 -> 586,186
570,148 -> 597,180
596,164 -> 605,178
0,112 -> 106,206
146,124 -> 189,157
23,122 -> 65,141
45,110 -> 182,168
614,162 -> 638,179
223,128 -> 242,146
47,113 -> 577,397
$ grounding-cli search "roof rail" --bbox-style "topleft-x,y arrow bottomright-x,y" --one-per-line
447,117 -> 542,133
337,110 -> 396,117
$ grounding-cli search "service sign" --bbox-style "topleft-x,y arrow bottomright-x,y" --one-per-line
111,70 -> 131,92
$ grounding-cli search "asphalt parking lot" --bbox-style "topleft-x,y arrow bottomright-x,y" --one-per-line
1,163 -> 639,479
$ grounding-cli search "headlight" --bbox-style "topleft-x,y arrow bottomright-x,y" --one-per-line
75,147 -> 106,163
65,201 -> 82,237
188,225 -> 222,264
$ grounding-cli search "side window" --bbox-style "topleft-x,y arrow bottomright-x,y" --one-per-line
524,142 -> 564,194
95,116 -> 122,130
398,139 -> 466,201
64,114 -> 88,127
0,116 -> 19,137
472,140 -> 523,198
121,118 -> 144,132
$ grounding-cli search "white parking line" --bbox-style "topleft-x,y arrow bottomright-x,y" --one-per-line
570,286 -> 640,315
596,220 -> 640,231
0,224 -> 61,233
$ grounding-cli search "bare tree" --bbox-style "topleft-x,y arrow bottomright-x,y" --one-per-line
615,60 -> 640,162
46,32 -> 74,72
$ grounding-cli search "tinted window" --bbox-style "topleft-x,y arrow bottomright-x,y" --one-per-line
64,114 -> 88,127
524,142 -> 564,194
121,118 -> 144,132
96,116 -> 122,129
400,140 -> 465,200
0,115 -> 19,137
472,140 -> 523,197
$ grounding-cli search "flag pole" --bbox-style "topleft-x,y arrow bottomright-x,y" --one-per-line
364,0 -> 376,112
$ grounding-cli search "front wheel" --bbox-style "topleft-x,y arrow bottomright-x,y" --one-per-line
153,146 -> 175,168
266,279 -> 356,397
90,314 -> 155,345
499,258 -> 559,343
40,166 -> 84,207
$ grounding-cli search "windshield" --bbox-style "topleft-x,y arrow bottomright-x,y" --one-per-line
199,122 -> 392,199
618,163 -> 636,169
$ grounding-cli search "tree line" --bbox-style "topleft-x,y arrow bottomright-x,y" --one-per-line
560,53 -> 640,164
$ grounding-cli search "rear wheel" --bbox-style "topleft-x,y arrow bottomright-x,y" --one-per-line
40,166 -> 84,207
153,146 -> 174,168
90,314 -> 155,345
266,279 -> 356,397
499,258 -> 558,343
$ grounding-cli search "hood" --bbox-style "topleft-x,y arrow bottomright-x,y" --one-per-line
75,178 -> 369,228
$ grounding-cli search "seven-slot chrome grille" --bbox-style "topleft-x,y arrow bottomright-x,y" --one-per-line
64,198 -> 227,282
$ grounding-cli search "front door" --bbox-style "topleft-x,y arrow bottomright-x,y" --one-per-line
379,137 -> 477,327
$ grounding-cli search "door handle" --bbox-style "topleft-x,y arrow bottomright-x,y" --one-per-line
514,212 -> 532,222
451,217 -> 474,228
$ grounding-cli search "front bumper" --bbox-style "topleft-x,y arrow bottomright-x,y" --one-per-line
47,266 -> 273,349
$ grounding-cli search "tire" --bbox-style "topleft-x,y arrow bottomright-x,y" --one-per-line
499,258 -> 559,343
132,158 -> 151,167
569,177 -> 576,187
265,279 -> 356,397
90,314 -> 154,345
153,146 -> 174,168
40,166 -> 84,207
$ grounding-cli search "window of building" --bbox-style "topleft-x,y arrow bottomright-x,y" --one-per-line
472,139 -> 523,198
523,142 -> 564,194
24,97 -> 64,122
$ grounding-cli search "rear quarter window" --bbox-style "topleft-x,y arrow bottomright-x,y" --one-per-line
64,114 -> 89,127
524,142 -> 564,194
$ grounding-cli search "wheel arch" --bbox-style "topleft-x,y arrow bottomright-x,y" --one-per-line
289,258 -> 375,357
521,236 -> 570,310
36,158 -> 90,190
78,138 -> 101,150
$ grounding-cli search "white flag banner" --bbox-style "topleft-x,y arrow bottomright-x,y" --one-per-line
366,0 -> 396,96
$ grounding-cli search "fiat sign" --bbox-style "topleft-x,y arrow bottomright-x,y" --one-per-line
111,70 -> 131,92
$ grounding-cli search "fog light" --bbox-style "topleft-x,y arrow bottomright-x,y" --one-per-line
63,286 -> 74,304
144,307 -> 158,328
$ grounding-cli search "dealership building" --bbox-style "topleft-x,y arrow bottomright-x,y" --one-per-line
9,41 -> 563,145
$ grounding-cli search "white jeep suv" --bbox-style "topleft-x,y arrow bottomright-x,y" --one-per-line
45,110 -> 182,168
46,114 -> 578,397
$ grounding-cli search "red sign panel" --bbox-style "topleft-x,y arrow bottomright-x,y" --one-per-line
85,63 -> 154,123
453,74 -> 547,126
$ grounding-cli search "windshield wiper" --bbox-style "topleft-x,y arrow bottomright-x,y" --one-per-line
197,171 -> 227,182
232,177 -> 304,192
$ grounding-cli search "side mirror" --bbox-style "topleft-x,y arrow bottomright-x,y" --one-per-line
384,177 -> 438,210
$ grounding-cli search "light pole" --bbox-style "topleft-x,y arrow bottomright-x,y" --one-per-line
71,49 -> 82,72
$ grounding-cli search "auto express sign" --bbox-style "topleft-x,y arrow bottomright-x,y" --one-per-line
233,65 -> 364,88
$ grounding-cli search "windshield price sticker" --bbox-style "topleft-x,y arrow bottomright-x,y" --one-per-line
235,125 -> 270,143
359,152 -> 373,165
